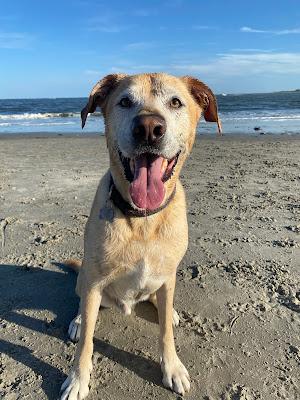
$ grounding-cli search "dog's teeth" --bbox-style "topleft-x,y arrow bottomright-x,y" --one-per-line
130,159 -> 135,174
161,159 -> 168,173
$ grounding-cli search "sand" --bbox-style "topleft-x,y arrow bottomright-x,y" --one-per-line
0,134 -> 299,400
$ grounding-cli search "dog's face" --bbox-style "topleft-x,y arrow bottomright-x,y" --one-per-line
82,73 -> 221,211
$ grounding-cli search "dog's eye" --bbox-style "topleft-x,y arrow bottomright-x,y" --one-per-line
170,97 -> 182,109
119,97 -> 132,108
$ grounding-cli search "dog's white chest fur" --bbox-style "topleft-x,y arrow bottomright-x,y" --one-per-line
103,259 -> 164,315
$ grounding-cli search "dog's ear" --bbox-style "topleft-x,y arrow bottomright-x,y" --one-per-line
81,74 -> 126,128
181,76 -> 222,134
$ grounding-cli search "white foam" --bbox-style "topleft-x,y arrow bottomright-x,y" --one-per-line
0,112 -> 80,120
220,114 -> 300,121
0,121 -> 75,126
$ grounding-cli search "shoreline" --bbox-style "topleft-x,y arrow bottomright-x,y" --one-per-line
0,131 -> 300,139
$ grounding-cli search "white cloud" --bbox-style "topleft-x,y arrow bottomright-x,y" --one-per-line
84,69 -> 102,75
110,64 -> 167,73
132,9 -> 154,17
85,52 -> 300,80
192,25 -> 218,30
124,41 -> 156,51
171,52 -> 300,76
87,25 -> 129,33
230,48 -> 275,53
163,0 -> 184,7
240,26 -> 266,33
241,26 -> 300,35
0,32 -> 34,49
85,15 -> 133,33
277,28 -> 300,34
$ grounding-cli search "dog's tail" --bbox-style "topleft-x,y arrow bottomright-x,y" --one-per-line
63,258 -> 82,273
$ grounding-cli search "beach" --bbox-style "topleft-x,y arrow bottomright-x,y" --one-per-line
0,134 -> 299,400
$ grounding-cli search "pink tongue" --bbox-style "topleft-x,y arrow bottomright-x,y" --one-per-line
129,155 -> 165,210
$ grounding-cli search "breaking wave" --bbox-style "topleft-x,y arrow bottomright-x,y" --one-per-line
0,112 -> 102,120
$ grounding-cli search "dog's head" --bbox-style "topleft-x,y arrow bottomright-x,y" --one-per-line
82,73 -> 221,211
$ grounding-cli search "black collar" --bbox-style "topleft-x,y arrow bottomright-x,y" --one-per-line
109,176 -> 176,218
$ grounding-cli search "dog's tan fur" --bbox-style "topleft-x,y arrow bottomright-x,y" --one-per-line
60,73 -> 220,399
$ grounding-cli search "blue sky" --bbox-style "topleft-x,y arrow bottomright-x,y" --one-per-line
1,0 -> 300,98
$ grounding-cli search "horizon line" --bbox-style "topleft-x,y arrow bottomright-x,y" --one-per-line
1,88 -> 300,101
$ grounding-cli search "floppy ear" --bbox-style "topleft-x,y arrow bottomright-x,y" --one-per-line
181,76 -> 222,134
81,73 -> 126,128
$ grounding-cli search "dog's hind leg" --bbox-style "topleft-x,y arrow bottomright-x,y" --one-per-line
68,311 -> 82,343
149,292 -> 180,327
67,270 -> 84,342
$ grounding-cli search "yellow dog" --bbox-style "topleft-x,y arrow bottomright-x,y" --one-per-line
60,73 -> 221,399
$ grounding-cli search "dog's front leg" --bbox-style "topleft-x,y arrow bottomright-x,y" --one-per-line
60,283 -> 102,400
157,274 -> 190,396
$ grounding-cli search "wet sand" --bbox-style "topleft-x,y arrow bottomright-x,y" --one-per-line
0,134 -> 299,400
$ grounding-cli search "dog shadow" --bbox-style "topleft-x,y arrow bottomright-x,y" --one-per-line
0,263 -> 163,399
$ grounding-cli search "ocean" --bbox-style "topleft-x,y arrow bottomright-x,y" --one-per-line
0,91 -> 300,135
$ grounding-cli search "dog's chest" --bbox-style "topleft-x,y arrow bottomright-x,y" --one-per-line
104,259 -> 165,314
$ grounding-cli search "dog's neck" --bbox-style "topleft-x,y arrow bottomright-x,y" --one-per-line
109,175 -> 176,218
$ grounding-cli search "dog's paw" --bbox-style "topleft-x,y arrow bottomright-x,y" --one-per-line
68,315 -> 81,342
172,308 -> 180,327
60,370 -> 90,400
161,355 -> 190,396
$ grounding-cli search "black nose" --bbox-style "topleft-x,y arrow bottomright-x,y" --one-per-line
132,114 -> 166,145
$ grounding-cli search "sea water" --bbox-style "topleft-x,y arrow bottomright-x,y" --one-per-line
0,91 -> 299,135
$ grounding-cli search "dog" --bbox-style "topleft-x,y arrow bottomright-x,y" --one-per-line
60,73 -> 221,400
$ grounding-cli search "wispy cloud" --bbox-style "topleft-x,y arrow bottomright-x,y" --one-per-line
124,41 -> 156,51
84,69 -> 102,75
87,24 -> 131,33
85,15 -> 133,33
171,52 -> 300,76
84,51 -> 300,79
163,0 -> 184,8
192,25 -> 218,30
131,8 -> 154,17
230,48 -> 276,53
0,32 -> 34,49
241,26 -> 300,35
109,64 -> 168,74
240,26 -> 266,33
91,26 -> 123,33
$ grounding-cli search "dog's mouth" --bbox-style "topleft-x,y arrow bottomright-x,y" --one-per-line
118,151 -> 179,210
